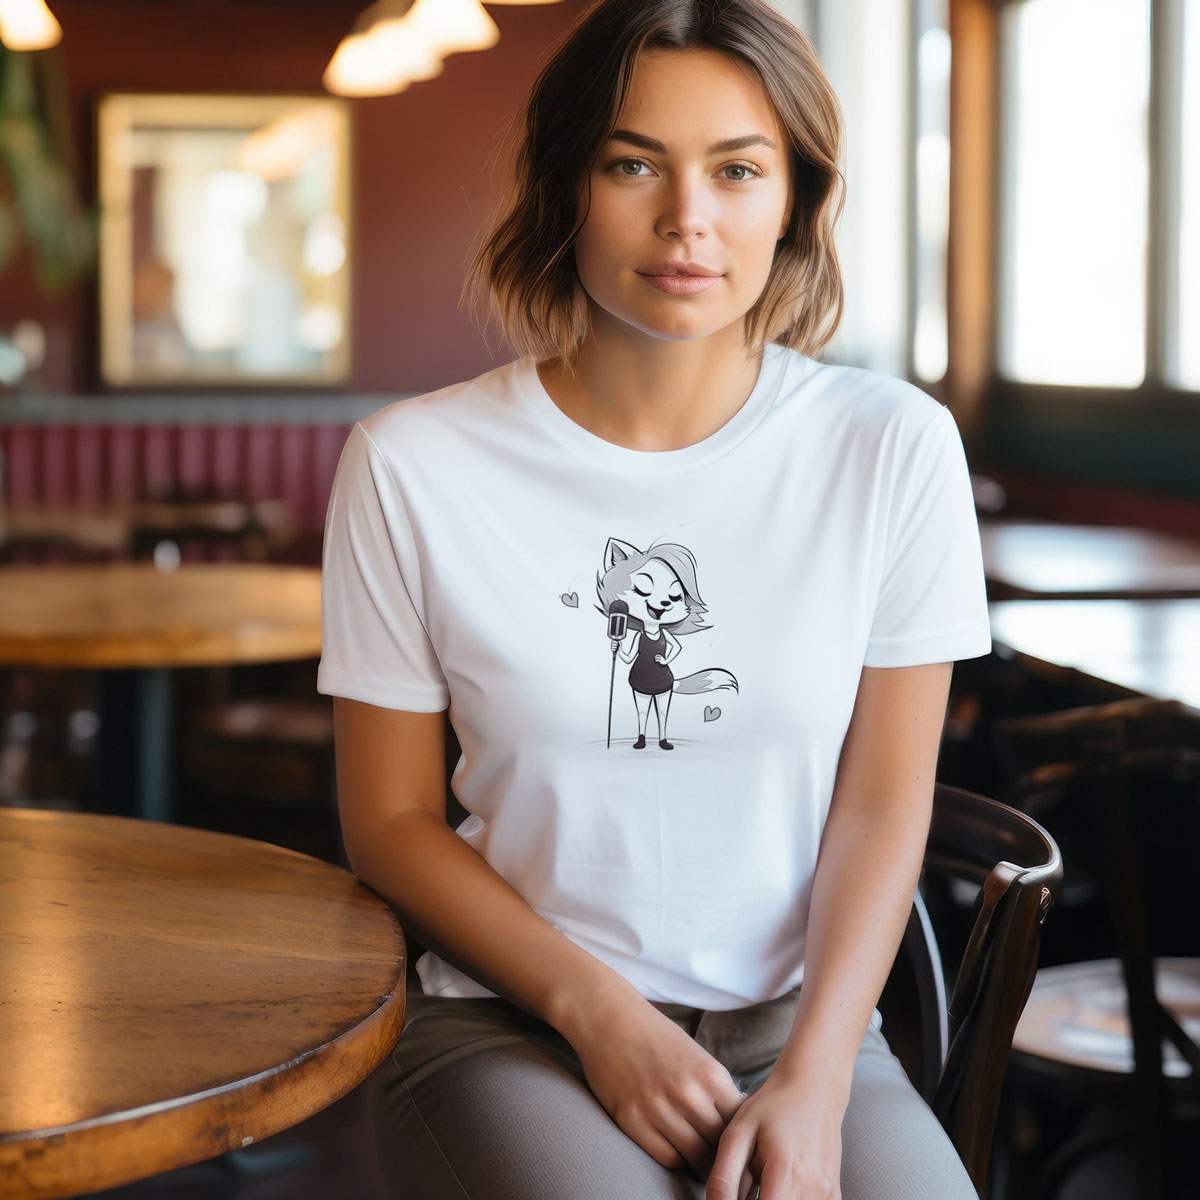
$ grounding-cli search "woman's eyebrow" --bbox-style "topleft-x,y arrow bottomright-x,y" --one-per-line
607,129 -> 777,154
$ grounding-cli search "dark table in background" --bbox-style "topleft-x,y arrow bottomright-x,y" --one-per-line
0,563 -> 322,822
987,597 -> 1200,712
980,520 -> 1200,601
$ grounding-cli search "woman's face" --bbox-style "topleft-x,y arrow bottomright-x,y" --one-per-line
573,46 -> 794,345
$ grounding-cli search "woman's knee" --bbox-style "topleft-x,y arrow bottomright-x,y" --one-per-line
838,1029 -> 978,1200
369,1034 -> 701,1200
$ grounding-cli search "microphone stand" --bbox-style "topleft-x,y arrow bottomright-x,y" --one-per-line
607,637 -> 618,749
605,603 -> 628,749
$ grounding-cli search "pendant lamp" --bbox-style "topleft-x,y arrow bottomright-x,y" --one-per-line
406,0 -> 499,56
324,0 -> 562,99
323,0 -> 443,98
0,0 -> 61,50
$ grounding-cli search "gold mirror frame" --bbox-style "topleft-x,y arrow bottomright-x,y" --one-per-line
97,92 -> 353,389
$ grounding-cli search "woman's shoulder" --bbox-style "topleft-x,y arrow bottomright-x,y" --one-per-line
797,356 -> 950,447
356,356 -> 524,454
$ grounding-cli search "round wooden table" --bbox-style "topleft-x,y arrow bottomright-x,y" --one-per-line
0,563 -> 323,822
0,807 -> 406,1200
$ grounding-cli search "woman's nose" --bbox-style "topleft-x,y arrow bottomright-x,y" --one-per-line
655,176 -> 712,240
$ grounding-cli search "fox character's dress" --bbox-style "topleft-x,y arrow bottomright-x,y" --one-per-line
628,628 -> 673,695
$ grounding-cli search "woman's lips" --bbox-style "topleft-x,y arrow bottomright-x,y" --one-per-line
637,272 -> 722,295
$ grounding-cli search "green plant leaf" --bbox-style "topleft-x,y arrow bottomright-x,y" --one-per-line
0,44 -> 95,292
0,194 -> 15,272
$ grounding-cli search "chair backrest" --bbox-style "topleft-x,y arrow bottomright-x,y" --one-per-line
894,781 -> 1062,1194
994,699 -> 1200,1059
127,487 -> 294,563
992,698 -> 1200,1198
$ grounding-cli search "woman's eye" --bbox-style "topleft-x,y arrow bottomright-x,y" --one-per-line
608,158 -> 762,182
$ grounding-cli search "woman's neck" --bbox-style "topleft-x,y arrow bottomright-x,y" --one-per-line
535,331 -> 764,454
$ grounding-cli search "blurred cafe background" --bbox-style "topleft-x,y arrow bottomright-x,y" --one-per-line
1,0 -> 1198,1198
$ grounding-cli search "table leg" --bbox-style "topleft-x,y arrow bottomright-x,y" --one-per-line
93,667 -> 174,823
138,667 -> 173,824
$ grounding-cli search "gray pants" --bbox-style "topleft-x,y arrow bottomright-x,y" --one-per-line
365,965 -> 979,1200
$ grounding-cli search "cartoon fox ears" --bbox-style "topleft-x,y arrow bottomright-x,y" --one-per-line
604,537 -> 643,570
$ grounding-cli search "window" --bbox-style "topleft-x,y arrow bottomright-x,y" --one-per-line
997,0 -> 1150,387
778,0 -> 1197,407
913,0 -> 952,383
771,0 -> 953,381
1177,0 -> 1200,388
996,0 -> 1196,397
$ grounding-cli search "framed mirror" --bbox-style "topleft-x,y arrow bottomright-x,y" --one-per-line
97,92 -> 352,388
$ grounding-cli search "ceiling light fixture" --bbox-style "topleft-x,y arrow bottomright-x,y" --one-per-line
324,0 -> 563,99
0,0 -> 62,51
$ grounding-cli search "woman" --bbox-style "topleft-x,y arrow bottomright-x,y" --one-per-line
317,2 -> 991,1198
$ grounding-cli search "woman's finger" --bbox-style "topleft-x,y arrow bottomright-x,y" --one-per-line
681,1087 -> 731,1148
629,1119 -> 688,1172
736,1165 -> 759,1200
713,1083 -> 750,1124
671,1076 -> 753,1183
655,1101 -> 719,1180
706,1115 -> 757,1200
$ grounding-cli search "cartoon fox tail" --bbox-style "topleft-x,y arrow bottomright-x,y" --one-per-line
672,668 -> 738,695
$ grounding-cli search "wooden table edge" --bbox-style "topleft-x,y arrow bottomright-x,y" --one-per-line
0,977 -> 407,1200
0,638 -> 323,669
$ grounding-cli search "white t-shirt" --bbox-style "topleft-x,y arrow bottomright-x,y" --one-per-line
316,342 -> 992,1024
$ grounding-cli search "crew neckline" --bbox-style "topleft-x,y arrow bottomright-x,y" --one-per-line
513,342 -> 790,473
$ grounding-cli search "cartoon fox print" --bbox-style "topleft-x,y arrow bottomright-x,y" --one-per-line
593,536 -> 738,750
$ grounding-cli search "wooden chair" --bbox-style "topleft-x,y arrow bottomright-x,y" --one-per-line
991,698 -> 1200,1200
127,489 -> 293,564
885,781 -> 1061,1194
178,687 -> 339,862
401,715 -> 1061,1198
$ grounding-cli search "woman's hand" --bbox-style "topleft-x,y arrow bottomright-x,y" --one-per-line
564,988 -> 754,1191
705,1063 -> 848,1200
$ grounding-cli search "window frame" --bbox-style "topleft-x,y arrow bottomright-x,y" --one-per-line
948,0 -> 1199,499
984,0 -> 1193,402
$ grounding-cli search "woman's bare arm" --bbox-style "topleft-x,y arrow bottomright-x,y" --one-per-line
331,695 -> 643,1043
771,659 -> 954,1095
705,660 -> 955,1200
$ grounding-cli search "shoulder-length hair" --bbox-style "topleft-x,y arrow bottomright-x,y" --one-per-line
461,0 -> 846,366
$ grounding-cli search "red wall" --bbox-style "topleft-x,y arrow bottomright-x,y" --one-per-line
0,0 -> 580,394
0,421 -> 353,545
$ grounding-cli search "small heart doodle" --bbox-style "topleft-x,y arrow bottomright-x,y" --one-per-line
560,592 -> 579,607
704,706 -> 721,722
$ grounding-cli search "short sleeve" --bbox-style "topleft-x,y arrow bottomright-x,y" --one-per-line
316,422 -> 451,711
862,404 -> 992,667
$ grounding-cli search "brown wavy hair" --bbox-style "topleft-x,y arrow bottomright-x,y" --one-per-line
461,0 -> 846,366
